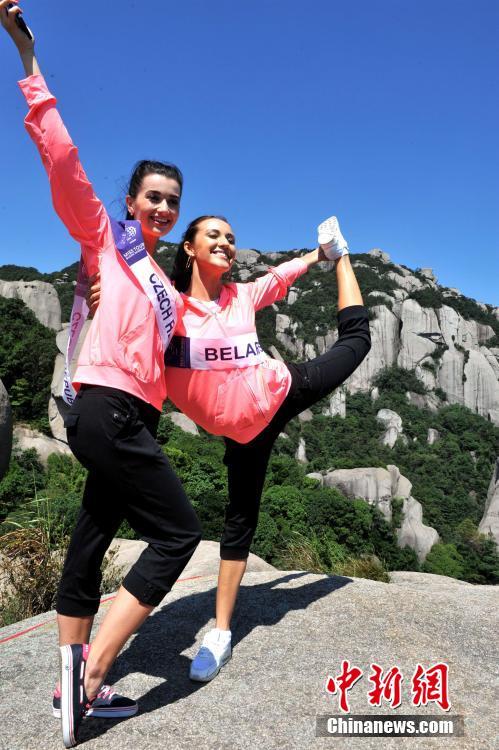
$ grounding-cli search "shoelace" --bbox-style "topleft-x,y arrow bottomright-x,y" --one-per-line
96,685 -> 116,701
54,682 -> 116,701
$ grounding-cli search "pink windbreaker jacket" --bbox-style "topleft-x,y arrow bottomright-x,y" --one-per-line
19,75 -> 182,411
165,258 -> 308,444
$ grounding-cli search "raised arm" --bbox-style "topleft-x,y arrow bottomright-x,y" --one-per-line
1,2 -> 109,273
245,257 -> 309,311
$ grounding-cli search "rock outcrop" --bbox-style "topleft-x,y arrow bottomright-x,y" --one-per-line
107,538 -> 276,579
167,412 -> 199,435
273,261 -> 499,424
295,437 -> 307,464
2,568 -> 497,750
388,465 -> 440,562
387,271 -> 425,294
348,305 -> 400,392
0,379 -> 13,481
420,267 -> 437,281
397,299 -> 440,370
275,313 -> 304,358
13,426 -> 72,466
368,248 -> 391,262
310,465 -> 439,561
323,467 -> 394,521
322,388 -> 346,418
235,249 -> 260,266
478,458 -> 499,547
297,408 -> 313,422
0,279 -> 61,331
405,391 -> 440,412
427,428 -> 440,445
376,408 -> 405,448
397,496 -> 440,562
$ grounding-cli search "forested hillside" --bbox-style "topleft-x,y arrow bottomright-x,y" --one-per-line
1,245 -> 498,627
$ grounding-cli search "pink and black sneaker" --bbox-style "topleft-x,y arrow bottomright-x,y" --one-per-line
53,683 -> 138,719
60,644 -> 94,748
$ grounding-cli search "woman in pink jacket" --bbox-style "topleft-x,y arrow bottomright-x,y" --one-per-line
87,204 -> 370,685
164,214 -> 371,681
1,5 -> 202,747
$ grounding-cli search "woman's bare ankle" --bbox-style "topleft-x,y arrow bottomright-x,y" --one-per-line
84,658 -> 106,700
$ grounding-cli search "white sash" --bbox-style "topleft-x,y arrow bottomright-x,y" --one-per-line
165,332 -> 268,371
62,218 -> 177,405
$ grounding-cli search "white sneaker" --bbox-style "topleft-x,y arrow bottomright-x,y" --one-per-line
189,628 -> 232,682
317,215 -> 349,261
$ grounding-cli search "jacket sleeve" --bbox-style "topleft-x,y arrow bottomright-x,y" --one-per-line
18,75 -> 110,275
245,258 -> 308,311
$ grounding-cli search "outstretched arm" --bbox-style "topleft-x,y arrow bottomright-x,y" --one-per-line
1,2 -> 109,273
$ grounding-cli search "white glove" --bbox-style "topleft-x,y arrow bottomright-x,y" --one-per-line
317,216 -> 349,261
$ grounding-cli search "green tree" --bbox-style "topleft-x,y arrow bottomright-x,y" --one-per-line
0,298 -> 57,421
0,448 -> 46,523
422,543 -> 464,578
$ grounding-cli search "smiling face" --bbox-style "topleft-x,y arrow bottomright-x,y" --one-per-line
185,218 -> 236,276
126,173 -> 181,239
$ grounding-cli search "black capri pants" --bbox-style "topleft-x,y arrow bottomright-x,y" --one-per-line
57,386 -> 202,616
220,304 -> 371,560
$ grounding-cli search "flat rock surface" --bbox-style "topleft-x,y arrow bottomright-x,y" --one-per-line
0,570 -> 497,750
107,539 -> 276,579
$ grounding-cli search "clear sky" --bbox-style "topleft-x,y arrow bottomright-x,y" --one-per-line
0,0 -> 497,305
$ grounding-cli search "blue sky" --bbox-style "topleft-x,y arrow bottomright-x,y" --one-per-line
0,0 -> 497,304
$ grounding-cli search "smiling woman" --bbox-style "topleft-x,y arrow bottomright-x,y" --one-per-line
0,3 -> 202,748
172,216 -> 236,298
157,210 -> 371,685
124,162 -> 182,244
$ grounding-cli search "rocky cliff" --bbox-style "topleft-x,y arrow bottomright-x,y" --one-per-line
478,458 -> 499,546
1,249 -> 498,569
307,464 -> 440,562
263,250 -> 499,425
0,279 -> 61,331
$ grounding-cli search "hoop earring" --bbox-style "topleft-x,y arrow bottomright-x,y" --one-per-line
186,255 -> 193,270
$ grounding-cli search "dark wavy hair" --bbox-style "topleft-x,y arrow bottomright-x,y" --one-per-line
125,160 -> 183,220
171,215 -> 230,292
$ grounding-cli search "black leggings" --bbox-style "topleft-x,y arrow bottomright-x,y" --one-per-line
57,386 -> 202,616
220,304 -> 371,560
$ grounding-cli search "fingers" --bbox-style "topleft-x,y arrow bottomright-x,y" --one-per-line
0,0 -> 20,26
0,0 -> 19,10
1,0 -> 34,46
86,273 -> 101,317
